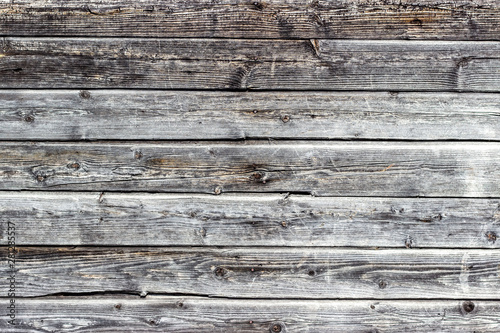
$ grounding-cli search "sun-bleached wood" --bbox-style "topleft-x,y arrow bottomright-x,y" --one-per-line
2,90 -> 500,140
2,297 -> 499,332
0,141 -> 499,197
1,192 -> 499,247
4,247 -> 500,298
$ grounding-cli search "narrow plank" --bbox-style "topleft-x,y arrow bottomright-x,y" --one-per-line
0,141 -> 499,197
2,297 -> 500,332
1,38 -> 500,91
2,90 -> 500,140
1,0 -> 500,40
3,247 -> 500,298
1,192 -> 499,248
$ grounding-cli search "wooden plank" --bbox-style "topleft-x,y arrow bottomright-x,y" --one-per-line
1,0 -> 500,40
2,90 -> 500,140
1,192 -> 499,248
2,297 -> 500,332
0,141 -> 499,197
3,247 -> 500,298
1,38 -> 500,91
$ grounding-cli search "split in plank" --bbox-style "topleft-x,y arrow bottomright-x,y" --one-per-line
1,0 -> 500,40
2,90 -> 500,140
2,297 -> 499,332
1,192 -> 499,248
0,141 -> 499,197
3,247 -> 500,299
2,38 -> 500,91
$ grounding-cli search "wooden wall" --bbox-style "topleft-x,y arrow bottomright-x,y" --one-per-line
1,1 -> 500,332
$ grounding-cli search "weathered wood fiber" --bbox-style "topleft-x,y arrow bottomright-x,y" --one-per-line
1,192 -> 499,248
2,297 -> 499,332
2,90 -> 500,140
0,141 -> 498,197
1,38 -> 500,91
3,247 -> 500,298
1,0 -> 500,40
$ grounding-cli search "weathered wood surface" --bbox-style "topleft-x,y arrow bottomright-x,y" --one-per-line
2,90 -> 500,140
0,141 -> 499,197
1,192 -> 499,248
2,297 -> 500,332
2,0 -> 500,40
2,38 -> 500,91
3,247 -> 500,298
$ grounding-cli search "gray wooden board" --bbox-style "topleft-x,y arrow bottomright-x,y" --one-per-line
0,141 -> 499,197
2,0 -> 500,40
1,297 -> 499,332
1,192 -> 499,248
2,38 -> 500,91
2,247 -> 500,298
2,90 -> 500,140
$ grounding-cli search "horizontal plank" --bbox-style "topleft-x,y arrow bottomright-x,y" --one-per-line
1,0 -> 500,40
1,192 -> 499,247
2,297 -> 500,332
1,38 -> 500,91
0,142 -> 499,197
2,90 -> 500,140
3,247 -> 500,298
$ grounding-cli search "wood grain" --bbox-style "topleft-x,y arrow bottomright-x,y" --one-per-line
2,90 -> 500,140
2,297 -> 499,332
1,192 -> 499,248
3,247 -> 500,298
1,38 -> 500,91
1,0 -> 500,40
0,141 -> 499,197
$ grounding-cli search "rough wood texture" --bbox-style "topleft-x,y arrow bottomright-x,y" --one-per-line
0,141 -> 499,197
1,38 -> 500,91
2,297 -> 499,332
1,192 -> 499,248
1,0 -> 500,40
2,90 -> 500,140
3,247 -> 500,298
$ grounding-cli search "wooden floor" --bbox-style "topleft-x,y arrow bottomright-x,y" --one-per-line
1,1 -> 500,332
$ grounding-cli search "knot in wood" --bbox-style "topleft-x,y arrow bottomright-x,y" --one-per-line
462,301 -> 475,313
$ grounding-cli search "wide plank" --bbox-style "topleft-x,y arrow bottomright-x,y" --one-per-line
3,247 -> 500,298
1,192 -> 499,248
1,38 -> 500,91
2,297 -> 500,332
0,141 -> 499,197
1,0 -> 500,40
2,90 -> 500,140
